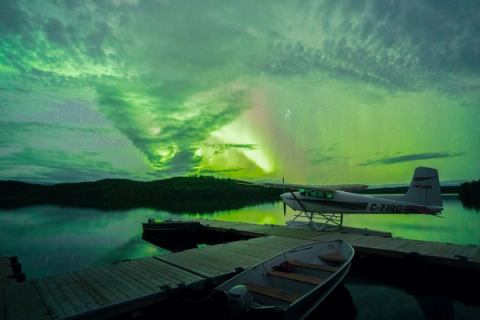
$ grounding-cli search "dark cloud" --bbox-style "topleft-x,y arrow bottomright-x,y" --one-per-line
0,147 -> 129,183
0,121 -> 110,134
308,154 -> 334,165
304,147 -> 336,165
358,152 -> 465,166
43,18 -> 69,45
204,143 -> 258,155
0,0 -> 30,35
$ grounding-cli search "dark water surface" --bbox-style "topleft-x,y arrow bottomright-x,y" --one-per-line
0,197 -> 479,319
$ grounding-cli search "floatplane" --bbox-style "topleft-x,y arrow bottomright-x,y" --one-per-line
262,167 -> 443,231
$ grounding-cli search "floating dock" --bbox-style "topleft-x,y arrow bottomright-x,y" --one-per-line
1,219 -> 479,319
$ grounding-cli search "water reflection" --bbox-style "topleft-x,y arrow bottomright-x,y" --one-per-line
345,274 -> 480,320
306,284 -> 357,320
0,197 -> 479,280
0,206 -> 170,278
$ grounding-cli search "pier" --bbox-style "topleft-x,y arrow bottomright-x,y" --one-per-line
1,219 -> 479,319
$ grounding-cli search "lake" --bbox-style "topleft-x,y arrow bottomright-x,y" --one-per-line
0,197 -> 479,319
0,196 -> 478,279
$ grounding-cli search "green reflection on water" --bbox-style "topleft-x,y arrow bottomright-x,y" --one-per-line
0,197 -> 478,279
195,197 -> 480,246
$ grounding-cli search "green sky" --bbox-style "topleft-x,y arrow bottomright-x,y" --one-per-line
0,0 -> 479,184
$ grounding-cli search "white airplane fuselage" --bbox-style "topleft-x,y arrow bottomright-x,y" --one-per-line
281,190 -> 443,215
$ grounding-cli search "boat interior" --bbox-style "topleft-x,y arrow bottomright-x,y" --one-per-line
220,240 -> 352,309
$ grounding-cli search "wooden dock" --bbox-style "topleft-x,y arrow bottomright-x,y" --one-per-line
2,219 -> 479,320
196,219 -> 480,270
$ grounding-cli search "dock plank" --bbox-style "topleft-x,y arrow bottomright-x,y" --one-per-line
53,274 -> 90,314
83,267 -> 131,301
34,278 -> 69,319
136,259 -> 193,284
4,281 -> 51,320
44,276 -> 78,316
70,270 -> 113,306
93,265 -> 146,299
156,254 -> 220,278
138,257 -> 205,285
108,263 -> 160,293
61,273 -> 99,312
117,261 -> 172,289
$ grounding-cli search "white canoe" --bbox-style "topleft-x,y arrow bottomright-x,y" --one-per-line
214,240 -> 354,319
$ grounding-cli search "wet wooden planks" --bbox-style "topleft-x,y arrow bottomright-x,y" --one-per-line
5,236 -> 312,320
309,232 -> 480,267
155,236 -> 312,278
197,218 -> 391,238
197,219 -> 480,270
28,257 -> 205,320
198,219 -> 322,238
2,281 -> 51,320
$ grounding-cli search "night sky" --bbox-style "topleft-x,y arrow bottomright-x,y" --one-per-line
1,0 -> 479,184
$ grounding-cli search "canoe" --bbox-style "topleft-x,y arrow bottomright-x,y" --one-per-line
214,239 -> 354,319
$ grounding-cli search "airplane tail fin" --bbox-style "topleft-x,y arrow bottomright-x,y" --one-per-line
403,167 -> 442,207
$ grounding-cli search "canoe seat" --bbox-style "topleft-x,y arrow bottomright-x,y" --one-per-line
245,282 -> 301,303
288,260 -> 338,272
318,253 -> 346,263
268,271 -> 323,285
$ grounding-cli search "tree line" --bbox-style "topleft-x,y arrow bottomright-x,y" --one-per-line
459,180 -> 480,210
0,176 -> 282,213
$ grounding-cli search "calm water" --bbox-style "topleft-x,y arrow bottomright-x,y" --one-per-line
0,197 -> 479,319
0,197 -> 478,279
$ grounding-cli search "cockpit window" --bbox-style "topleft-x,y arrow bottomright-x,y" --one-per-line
305,190 -> 334,199
307,190 -> 324,198
299,189 -> 306,196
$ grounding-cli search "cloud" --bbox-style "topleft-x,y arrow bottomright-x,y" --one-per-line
263,0 -> 480,92
1,0 -> 479,182
0,121 -> 111,134
0,147 -> 129,183
358,152 -> 465,166
304,147 -> 337,165
0,0 -> 30,35
204,143 -> 258,155
95,82 -> 251,174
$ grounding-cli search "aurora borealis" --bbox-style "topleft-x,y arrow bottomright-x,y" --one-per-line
1,0 -> 479,184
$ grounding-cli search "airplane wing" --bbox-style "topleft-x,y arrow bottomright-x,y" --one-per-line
262,182 -> 369,192
234,179 -> 368,192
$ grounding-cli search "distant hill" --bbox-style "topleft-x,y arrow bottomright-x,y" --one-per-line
0,176 -> 282,213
